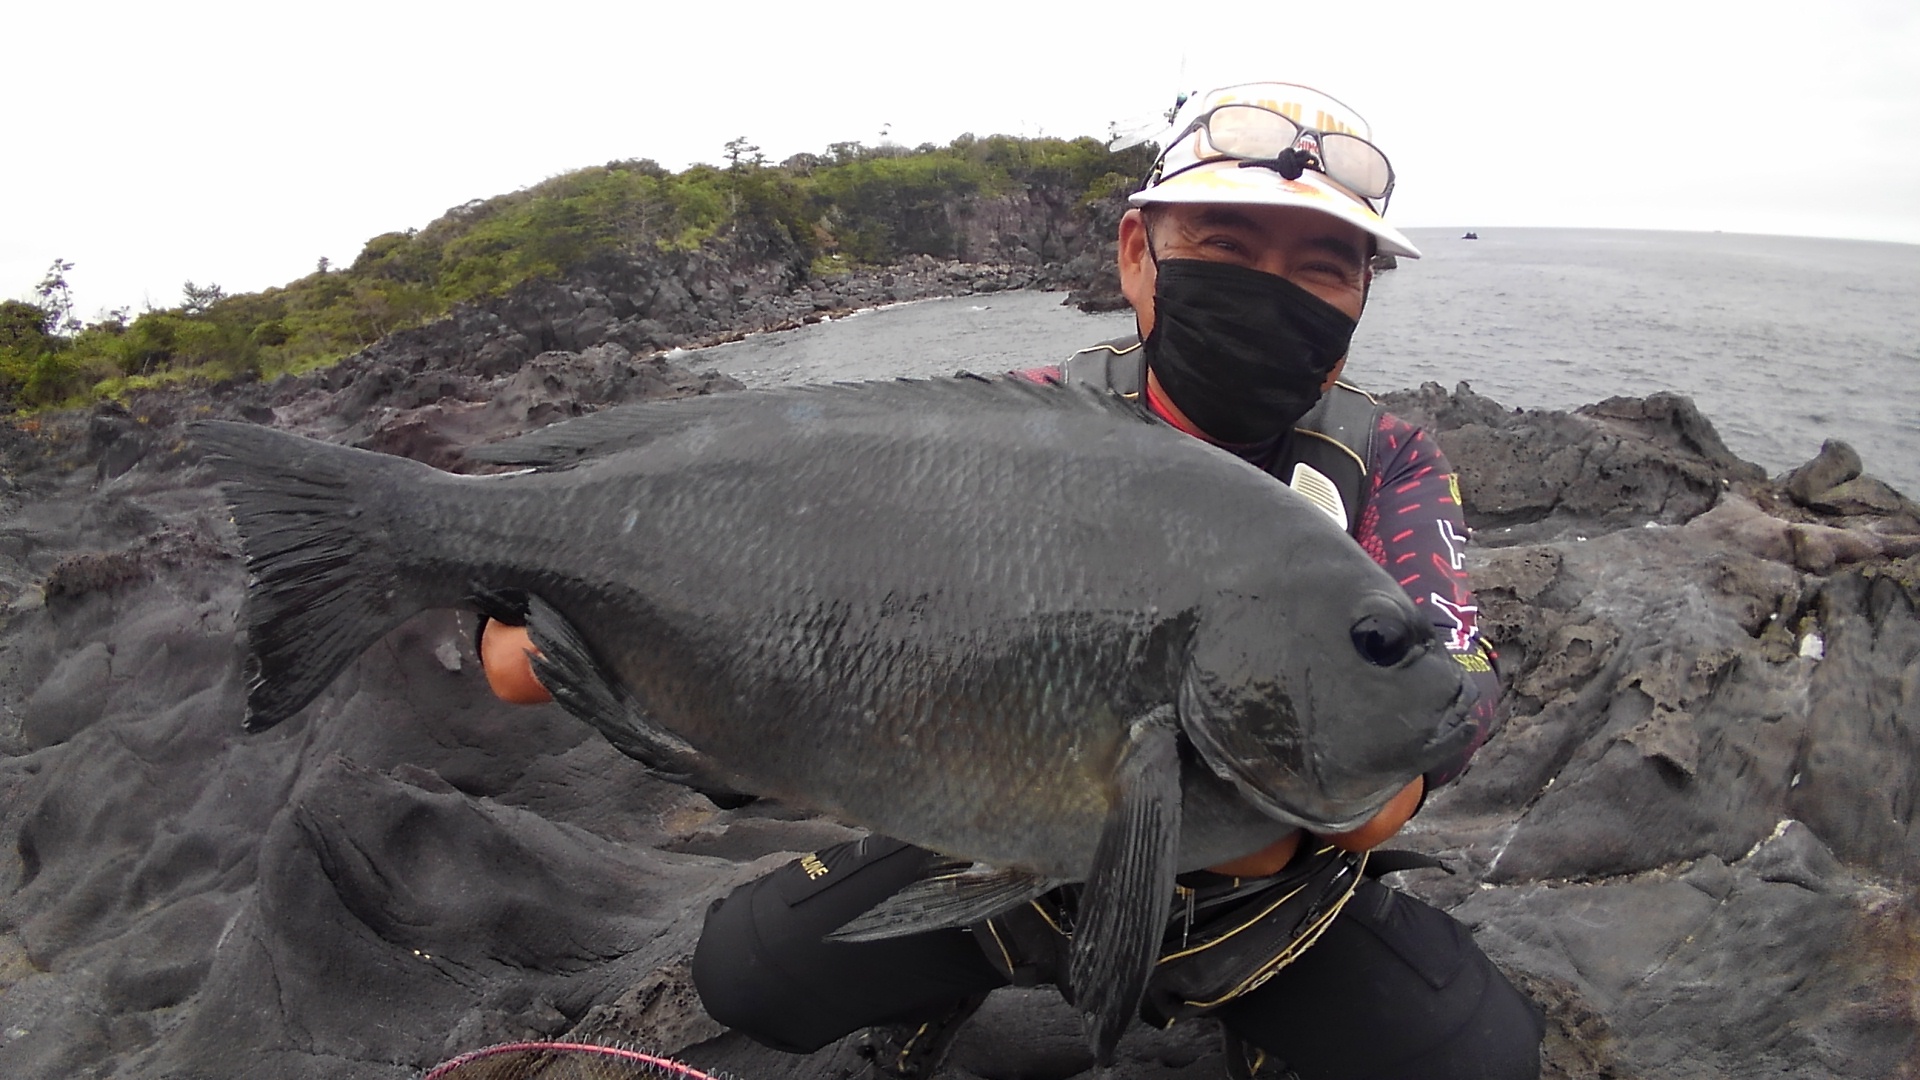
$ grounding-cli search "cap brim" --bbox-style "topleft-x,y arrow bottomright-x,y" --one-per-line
1129,163 -> 1421,259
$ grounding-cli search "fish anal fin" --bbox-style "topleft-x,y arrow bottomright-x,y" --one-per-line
830,864 -> 1057,942
522,594 -> 747,803
1072,707 -> 1183,1066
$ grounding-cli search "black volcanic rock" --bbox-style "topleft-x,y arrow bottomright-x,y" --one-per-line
2,340 -> 1917,1078
1378,384 -> 1773,544
1786,438 -> 1865,502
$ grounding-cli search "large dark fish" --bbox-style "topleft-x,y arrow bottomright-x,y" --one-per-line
192,377 -> 1474,1062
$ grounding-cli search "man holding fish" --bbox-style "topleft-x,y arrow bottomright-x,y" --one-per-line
198,75 -> 1540,1080
475,80 -> 1545,1080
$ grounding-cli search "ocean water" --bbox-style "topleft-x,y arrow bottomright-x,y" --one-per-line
682,229 -> 1920,496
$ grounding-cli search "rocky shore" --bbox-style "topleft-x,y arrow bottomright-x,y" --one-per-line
2,291 -> 1918,1078
328,181 -> 1130,396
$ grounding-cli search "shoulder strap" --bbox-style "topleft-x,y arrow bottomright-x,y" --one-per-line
1061,337 -> 1146,399
1278,382 -> 1380,535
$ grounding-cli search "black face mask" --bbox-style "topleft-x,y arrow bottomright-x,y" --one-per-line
1143,258 -> 1358,445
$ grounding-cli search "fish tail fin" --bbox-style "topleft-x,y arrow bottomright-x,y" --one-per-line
193,421 -> 437,732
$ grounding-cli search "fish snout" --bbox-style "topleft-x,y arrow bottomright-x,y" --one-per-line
1297,661 -> 1477,823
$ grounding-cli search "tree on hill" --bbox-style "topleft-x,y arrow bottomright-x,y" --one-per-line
181,281 -> 228,315
34,259 -> 82,337
723,136 -> 763,170
0,301 -> 53,354
0,297 -> 73,407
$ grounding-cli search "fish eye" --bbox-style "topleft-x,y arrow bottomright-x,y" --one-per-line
1350,612 -> 1418,667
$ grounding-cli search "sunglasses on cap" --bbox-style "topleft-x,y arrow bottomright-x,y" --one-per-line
1155,103 -> 1397,212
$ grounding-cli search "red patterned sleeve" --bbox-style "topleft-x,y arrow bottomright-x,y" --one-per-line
1354,414 -> 1502,791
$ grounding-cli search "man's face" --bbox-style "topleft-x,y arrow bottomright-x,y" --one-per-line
1118,203 -> 1372,340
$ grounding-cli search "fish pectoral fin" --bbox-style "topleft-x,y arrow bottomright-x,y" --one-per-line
522,594 -> 748,803
1072,707 -> 1183,1067
828,864 -> 1058,943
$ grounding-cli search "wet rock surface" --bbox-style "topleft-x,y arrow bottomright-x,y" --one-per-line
2,347 -> 1917,1078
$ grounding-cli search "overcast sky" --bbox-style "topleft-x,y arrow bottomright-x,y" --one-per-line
6,0 -> 1917,319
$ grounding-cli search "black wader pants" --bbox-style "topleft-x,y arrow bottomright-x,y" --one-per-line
692,837 -> 1544,1080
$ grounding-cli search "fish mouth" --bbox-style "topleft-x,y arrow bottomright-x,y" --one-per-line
1413,674 -> 1481,759
1180,669 -> 1479,833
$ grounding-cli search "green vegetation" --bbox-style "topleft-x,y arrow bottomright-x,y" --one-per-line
2,135 -> 1152,410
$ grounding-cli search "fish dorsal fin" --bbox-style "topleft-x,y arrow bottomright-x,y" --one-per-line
464,397 -> 740,467
465,377 -> 1154,468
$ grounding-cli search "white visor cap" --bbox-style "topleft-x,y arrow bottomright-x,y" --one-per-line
1130,82 -> 1421,260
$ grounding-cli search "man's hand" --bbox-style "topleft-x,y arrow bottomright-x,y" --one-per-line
480,619 -> 552,704
1323,777 -> 1424,853
1206,830 -> 1303,878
